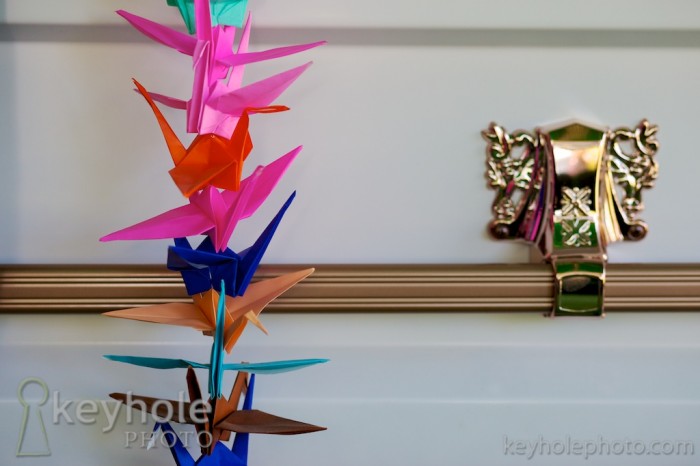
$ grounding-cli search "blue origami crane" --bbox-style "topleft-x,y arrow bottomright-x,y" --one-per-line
167,192 -> 295,297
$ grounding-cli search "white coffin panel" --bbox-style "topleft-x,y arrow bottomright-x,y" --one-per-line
1,37 -> 699,263
2,4 -> 699,466
1,313 -> 700,466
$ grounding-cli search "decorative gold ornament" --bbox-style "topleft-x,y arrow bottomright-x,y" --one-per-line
483,120 -> 659,316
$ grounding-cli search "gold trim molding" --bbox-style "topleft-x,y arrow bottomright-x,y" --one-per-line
0,264 -> 699,313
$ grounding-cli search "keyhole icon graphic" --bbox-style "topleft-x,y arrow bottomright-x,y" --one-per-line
16,377 -> 51,457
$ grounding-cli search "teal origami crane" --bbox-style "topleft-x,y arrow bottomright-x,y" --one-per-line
167,0 -> 248,34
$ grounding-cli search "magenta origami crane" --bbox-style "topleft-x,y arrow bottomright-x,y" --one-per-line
117,0 -> 325,138
100,146 -> 301,252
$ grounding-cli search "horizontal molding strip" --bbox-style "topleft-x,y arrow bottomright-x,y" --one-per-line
6,26 -> 700,49
5,0 -> 700,30
1,264 -> 700,313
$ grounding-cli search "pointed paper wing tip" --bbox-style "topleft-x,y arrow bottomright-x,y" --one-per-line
109,392 -> 126,401
244,310 -> 268,335
132,78 -> 145,92
99,232 -> 116,242
287,145 -> 303,160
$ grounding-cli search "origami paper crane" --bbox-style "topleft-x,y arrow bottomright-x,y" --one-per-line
99,149 -> 300,252
135,78 -> 288,196
167,0 -> 249,34
103,268 -> 314,354
103,355 -> 328,374
112,371 -> 325,464
118,2 -> 324,138
107,278 -> 327,396
166,198 -> 297,297
157,424 -> 251,466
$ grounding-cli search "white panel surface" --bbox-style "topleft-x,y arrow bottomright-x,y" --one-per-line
1,26 -> 700,263
2,313 -> 700,466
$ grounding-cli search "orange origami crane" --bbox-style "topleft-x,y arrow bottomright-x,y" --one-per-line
104,268 -> 313,353
133,78 -> 288,197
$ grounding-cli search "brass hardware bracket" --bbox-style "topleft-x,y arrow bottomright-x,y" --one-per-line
484,120 -> 659,316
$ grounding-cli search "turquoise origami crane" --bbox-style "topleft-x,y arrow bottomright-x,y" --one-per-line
167,0 -> 248,34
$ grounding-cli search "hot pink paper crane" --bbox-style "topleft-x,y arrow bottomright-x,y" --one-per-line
100,146 -> 301,252
117,0 -> 325,138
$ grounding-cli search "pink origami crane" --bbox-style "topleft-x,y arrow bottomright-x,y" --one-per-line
117,0 -> 325,138
100,146 -> 301,252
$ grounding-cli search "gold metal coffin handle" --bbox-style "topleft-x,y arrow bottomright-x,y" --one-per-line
483,120 -> 659,316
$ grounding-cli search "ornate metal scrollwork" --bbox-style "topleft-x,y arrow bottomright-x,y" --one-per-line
608,120 -> 659,239
482,124 -> 544,241
482,119 -> 659,317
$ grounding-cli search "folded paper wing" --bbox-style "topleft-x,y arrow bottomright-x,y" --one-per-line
199,61 -> 313,137
216,410 -> 326,434
116,9 -> 197,56
118,7 -> 323,138
104,268 -> 314,353
99,150 -> 300,252
212,370 -> 247,443
110,396 -> 325,435
103,301 -> 214,331
186,366 -> 212,452
117,9 -> 323,84
102,356 -> 329,373
112,371 -> 324,466
222,267 -> 312,351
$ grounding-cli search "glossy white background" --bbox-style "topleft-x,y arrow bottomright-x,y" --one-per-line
1,1 -> 700,264
3,313 -> 700,466
2,1 -> 700,465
